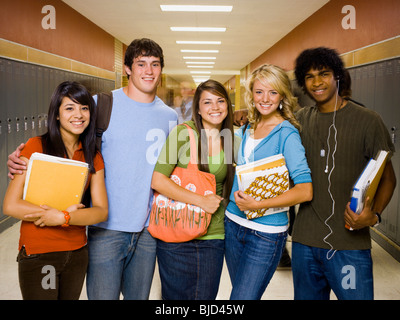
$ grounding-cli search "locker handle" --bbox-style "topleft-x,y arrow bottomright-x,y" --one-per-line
391,127 -> 397,144
15,117 -> 20,132
7,118 -> 11,134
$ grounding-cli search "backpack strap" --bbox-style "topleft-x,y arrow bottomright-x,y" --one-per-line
95,92 -> 113,150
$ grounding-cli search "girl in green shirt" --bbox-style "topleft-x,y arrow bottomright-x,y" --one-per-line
151,79 -> 235,299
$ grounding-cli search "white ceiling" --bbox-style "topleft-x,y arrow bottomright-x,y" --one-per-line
62,0 -> 329,85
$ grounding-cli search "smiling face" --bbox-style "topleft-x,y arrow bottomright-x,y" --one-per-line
252,79 -> 283,119
124,55 -> 162,101
198,90 -> 228,130
58,96 -> 90,138
304,67 -> 338,109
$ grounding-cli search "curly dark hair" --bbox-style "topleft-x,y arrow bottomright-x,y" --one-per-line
294,47 -> 346,96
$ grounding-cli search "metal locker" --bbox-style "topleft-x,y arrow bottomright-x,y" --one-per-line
5,61 -> 16,169
368,62 -> 389,234
12,61 -> 25,148
26,64 -> 39,141
382,60 -> 400,243
395,59 -> 400,244
373,59 -> 400,244
0,57 -> 118,231
366,64 -> 376,110
36,65 -> 45,116
349,59 -> 400,246
0,59 -> 8,222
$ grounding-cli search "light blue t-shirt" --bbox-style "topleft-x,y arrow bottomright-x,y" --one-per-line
94,88 -> 178,232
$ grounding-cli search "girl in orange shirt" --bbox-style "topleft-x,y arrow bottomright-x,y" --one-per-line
3,81 -> 108,300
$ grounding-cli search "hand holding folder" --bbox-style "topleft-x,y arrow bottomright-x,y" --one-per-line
236,154 -> 290,219
347,150 -> 389,230
23,152 -> 89,211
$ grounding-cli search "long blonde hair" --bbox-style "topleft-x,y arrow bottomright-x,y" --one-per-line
245,64 -> 300,130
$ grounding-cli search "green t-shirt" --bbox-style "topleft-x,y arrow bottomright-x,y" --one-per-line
153,121 -> 227,240
292,101 -> 394,250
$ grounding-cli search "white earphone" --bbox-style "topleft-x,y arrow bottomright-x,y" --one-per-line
323,77 -> 340,260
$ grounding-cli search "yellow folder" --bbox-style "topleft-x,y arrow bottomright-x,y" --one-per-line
23,152 -> 89,211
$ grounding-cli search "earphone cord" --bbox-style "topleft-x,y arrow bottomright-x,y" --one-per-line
323,83 -> 340,260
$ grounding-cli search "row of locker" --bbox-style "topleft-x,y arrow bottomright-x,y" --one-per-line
0,57 -> 115,230
347,58 -> 400,246
1,56 -> 399,249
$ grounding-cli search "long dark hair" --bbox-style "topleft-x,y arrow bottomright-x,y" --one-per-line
41,81 -> 97,173
192,79 -> 235,203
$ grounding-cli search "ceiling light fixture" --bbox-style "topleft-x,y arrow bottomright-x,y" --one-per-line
190,71 -> 212,74
181,49 -> 219,53
193,76 -> 210,82
171,27 -> 226,32
187,66 -> 214,68
185,61 -> 215,64
176,41 -> 221,45
183,56 -> 216,60
161,5 -> 232,12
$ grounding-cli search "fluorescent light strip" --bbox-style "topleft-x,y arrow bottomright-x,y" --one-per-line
190,71 -> 211,74
161,5 -> 232,12
176,41 -> 221,45
193,77 -> 210,83
171,27 -> 226,32
183,57 -> 216,60
187,66 -> 214,68
181,49 -> 219,53
185,61 -> 215,65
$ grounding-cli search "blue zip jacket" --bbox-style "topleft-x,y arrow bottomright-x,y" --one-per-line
226,120 -> 312,227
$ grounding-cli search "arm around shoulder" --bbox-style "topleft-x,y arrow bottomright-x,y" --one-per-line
7,143 -> 27,179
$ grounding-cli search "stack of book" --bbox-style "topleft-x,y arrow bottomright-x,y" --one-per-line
236,154 -> 289,219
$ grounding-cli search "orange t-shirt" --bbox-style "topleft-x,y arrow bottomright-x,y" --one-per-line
19,137 -> 105,255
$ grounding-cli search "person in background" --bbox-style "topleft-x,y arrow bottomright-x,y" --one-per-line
7,38 -> 178,300
151,79 -> 236,299
3,81 -> 108,300
225,64 -> 313,300
291,47 -> 396,300
173,81 -> 196,123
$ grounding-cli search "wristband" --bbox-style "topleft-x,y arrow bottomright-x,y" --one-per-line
373,212 -> 381,227
62,210 -> 70,227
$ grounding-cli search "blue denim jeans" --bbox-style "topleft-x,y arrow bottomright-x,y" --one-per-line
292,242 -> 373,300
86,226 -> 156,300
224,217 -> 287,300
157,239 -> 224,300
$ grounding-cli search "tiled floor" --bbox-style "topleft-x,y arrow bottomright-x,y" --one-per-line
1,221 -> 399,300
